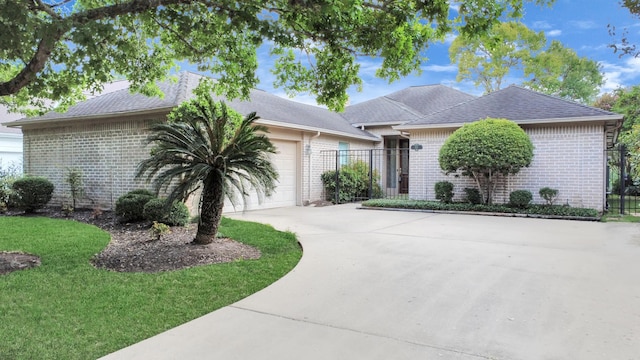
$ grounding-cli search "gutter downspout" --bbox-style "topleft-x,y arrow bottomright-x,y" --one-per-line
308,131 -> 321,203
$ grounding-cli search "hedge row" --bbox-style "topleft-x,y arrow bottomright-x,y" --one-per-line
360,199 -> 599,218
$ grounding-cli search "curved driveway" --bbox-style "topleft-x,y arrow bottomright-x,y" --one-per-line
102,204 -> 640,359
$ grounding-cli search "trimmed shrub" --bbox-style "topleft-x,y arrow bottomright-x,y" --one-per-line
509,190 -> 533,208
539,187 -> 559,205
434,181 -> 454,203
11,176 -> 54,213
439,118 -> 534,204
143,198 -> 190,226
361,199 -> 598,218
115,189 -> 156,222
321,160 -> 383,203
464,187 -> 482,205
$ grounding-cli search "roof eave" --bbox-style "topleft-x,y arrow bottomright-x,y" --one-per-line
394,114 -> 624,131
4,107 -> 174,128
256,119 -> 380,141
350,121 -> 408,127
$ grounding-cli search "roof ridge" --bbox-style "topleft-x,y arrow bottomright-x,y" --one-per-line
381,96 -> 424,117
412,92 -> 482,122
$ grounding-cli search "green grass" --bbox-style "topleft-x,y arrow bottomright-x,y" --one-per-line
0,216 -> 302,360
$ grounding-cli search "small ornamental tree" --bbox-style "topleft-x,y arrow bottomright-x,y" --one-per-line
438,118 -> 534,204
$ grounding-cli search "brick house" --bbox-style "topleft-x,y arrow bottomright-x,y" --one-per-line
4,73 -> 622,212
5,72 -> 379,211
395,86 -> 623,210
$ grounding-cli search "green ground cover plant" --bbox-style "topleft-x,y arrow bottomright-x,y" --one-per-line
361,199 -> 599,218
0,216 -> 301,359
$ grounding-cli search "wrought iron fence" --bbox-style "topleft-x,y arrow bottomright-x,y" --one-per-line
320,148 -> 409,203
605,145 -> 640,215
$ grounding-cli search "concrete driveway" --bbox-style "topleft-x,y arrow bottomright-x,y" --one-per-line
101,204 -> 640,359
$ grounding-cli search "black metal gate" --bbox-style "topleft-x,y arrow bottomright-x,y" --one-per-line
321,148 -> 410,203
605,145 -> 640,214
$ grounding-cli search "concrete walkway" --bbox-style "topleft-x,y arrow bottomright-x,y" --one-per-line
101,204 -> 640,359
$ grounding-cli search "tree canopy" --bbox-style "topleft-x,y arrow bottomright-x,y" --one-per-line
449,21 -> 546,93
450,21 -> 603,103
439,118 -> 534,204
0,0 -> 554,113
609,0 -> 640,57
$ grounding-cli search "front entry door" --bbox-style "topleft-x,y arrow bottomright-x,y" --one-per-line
399,139 -> 409,194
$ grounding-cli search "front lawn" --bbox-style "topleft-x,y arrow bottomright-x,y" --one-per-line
362,199 -> 599,219
0,216 -> 301,359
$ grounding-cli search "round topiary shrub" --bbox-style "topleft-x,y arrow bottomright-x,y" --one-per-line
435,181 -> 454,203
167,201 -> 190,226
539,187 -> 559,205
143,198 -> 190,226
509,190 -> 533,208
115,189 -> 156,222
142,198 -> 166,222
464,187 -> 482,205
439,118 -> 534,204
11,176 -> 54,213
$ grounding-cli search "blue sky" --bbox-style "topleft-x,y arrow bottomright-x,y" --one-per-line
251,0 -> 640,106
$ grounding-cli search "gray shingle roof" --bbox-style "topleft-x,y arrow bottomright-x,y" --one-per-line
398,85 -> 622,129
342,85 -> 476,125
385,85 -> 476,116
341,96 -> 422,125
6,72 -> 377,140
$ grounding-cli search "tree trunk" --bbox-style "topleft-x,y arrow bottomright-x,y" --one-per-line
194,176 -> 224,245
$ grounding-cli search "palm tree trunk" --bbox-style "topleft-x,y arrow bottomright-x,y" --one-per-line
194,177 -> 224,245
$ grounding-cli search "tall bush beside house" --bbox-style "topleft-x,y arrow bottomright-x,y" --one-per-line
0,164 -> 21,212
439,118 -> 534,204
435,181 -> 454,203
11,176 -> 54,213
321,160 -> 383,203
65,167 -> 84,210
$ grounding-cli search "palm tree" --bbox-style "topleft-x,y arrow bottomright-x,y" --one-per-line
136,94 -> 278,244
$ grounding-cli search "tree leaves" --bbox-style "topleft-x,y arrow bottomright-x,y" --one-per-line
0,0 -> 554,113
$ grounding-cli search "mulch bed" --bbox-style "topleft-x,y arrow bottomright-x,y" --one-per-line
0,208 -> 261,275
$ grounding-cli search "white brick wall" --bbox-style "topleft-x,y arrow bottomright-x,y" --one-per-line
22,116 -> 379,210
408,124 -> 606,210
23,118 -> 158,209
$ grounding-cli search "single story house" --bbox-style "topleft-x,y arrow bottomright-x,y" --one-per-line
5,72 -> 380,211
395,86 -> 623,210
4,73 -> 622,212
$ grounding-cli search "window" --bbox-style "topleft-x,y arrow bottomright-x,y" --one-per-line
385,138 -> 397,188
338,142 -> 349,167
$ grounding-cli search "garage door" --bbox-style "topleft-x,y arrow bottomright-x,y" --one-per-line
224,140 -> 298,212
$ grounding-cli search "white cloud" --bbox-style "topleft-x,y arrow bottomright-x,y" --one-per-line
422,64 -> 457,73
569,20 -> 599,30
532,21 -> 552,30
600,57 -> 640,92
546,29 -> 562,37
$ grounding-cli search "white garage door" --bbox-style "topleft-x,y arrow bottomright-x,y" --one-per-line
224,140 -> 298,212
